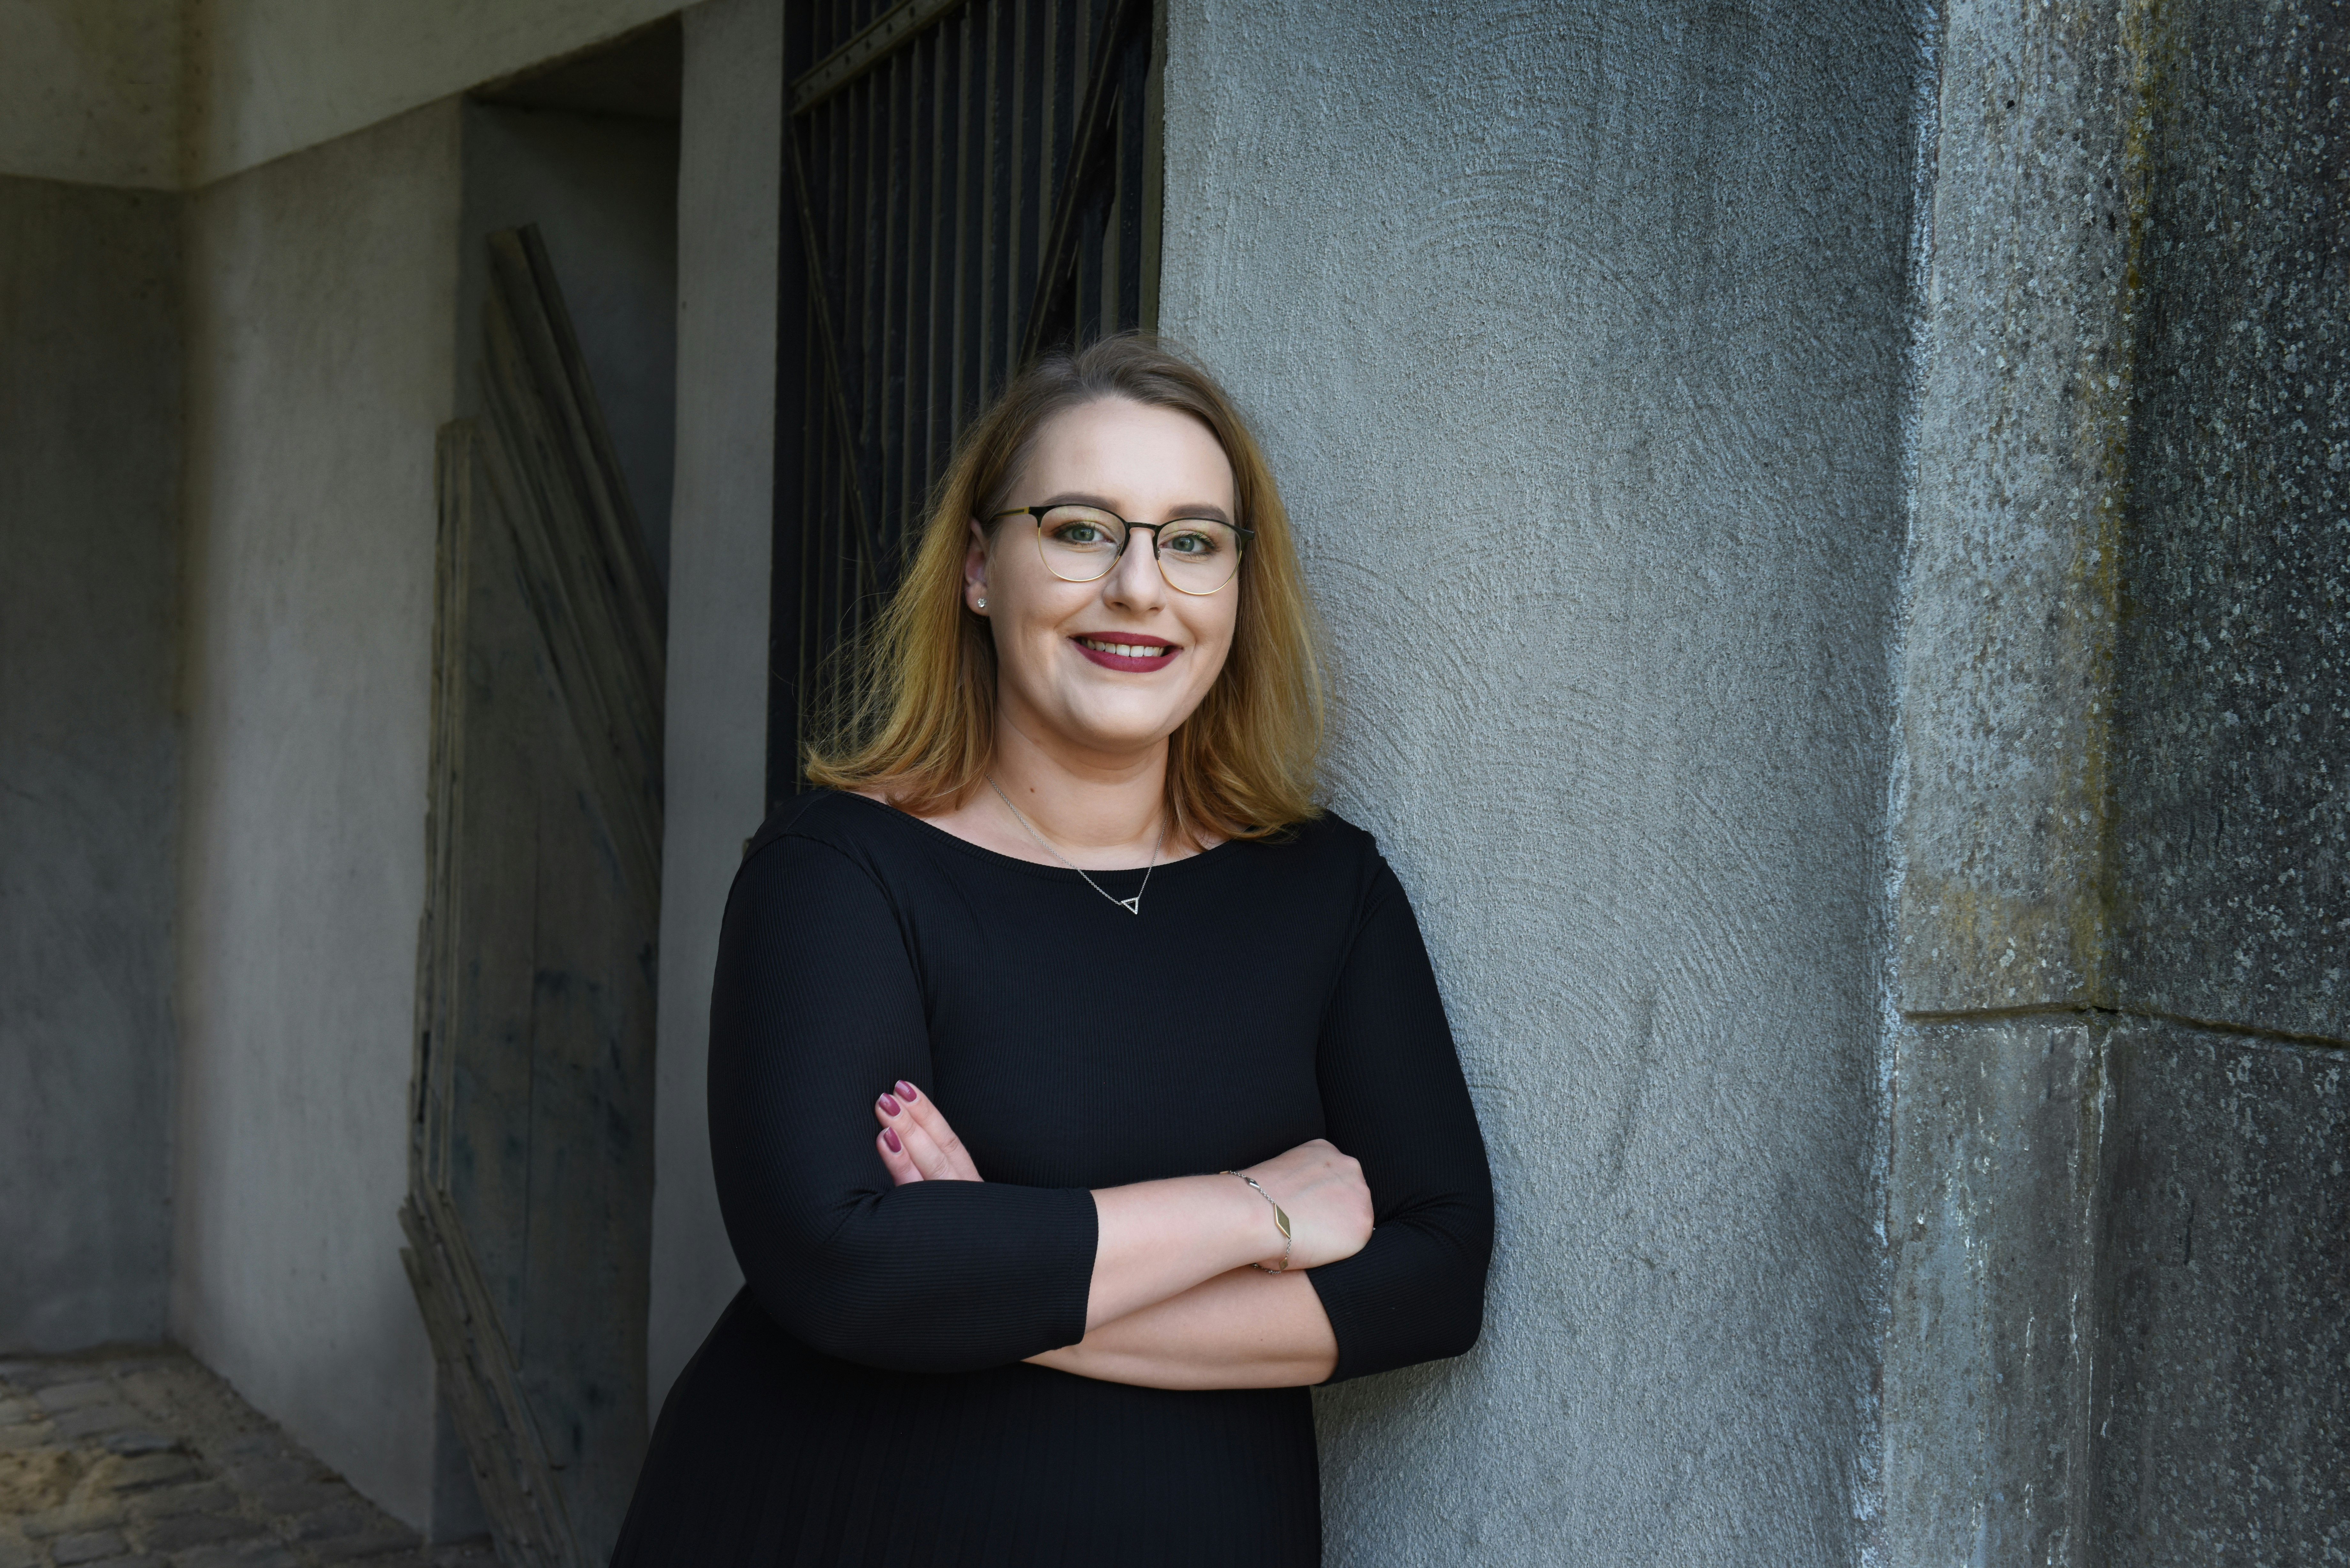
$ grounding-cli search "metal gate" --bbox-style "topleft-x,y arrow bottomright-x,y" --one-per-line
767,0 -> 1164,811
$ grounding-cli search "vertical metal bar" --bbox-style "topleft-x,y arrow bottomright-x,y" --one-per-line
769,10 -> 815,812
1011,0 -> 1044,369
923,20 -> 958,515
1077,189 -> 1105,345
907,32 -> 937,550
1139,0 -> 1164,333
860,66 -> 885,508
880,50 -> 912,568
952,5 -> 981,435
985,0 -> 1015,390
1114,19 -> 1147,332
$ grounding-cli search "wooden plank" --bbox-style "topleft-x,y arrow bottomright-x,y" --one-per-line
405,224 -> 666,1567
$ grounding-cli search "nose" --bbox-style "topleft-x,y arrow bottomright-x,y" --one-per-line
1103,524 -> 1169,612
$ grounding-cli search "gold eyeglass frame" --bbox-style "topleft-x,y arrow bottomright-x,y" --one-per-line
993,505 -> 1254,596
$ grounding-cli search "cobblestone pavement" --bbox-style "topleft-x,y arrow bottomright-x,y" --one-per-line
0,1348 -> 497,1568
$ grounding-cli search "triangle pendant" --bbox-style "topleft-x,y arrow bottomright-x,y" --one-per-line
1117,896 -> 1142,915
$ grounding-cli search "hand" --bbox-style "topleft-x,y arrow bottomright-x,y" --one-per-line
1237,1139 -> 1373,1270
873,1081 -> 983,1185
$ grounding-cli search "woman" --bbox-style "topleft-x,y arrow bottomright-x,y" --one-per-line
612,336 -> 1492,1566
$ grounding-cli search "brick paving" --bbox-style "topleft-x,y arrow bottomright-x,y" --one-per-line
0,1348 -> 497,1568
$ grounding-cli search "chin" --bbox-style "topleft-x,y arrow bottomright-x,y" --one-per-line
1055,702 -> 1189,752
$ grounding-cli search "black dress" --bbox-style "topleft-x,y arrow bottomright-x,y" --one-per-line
611,792 -> 1492,1567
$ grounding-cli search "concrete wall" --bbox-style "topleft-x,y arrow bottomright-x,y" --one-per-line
457,100 -> 681,580
186,0 -> 683,186
1886,0 -> 2347,1561
172,102 -> 463,1531
0,0 -> 183,186
1161,1 -> 1922,1560
0,175 -> 183,1351
644,0 -> 779,1410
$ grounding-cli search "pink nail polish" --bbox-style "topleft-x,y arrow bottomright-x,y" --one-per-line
883,1128 -> 902,1154
896,1081 -> 919,1102
878,1093 -> 902,1116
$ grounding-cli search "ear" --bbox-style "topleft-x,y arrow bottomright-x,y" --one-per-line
964,517 -> 991,612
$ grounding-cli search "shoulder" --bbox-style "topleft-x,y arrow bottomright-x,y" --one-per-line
727,791 -> 918,908
1267,808 -> 1380,862
1227,809 -> 1397,908
742,789 -> 891,862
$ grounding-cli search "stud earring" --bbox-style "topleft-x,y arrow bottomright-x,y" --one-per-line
975,597 -> 987,610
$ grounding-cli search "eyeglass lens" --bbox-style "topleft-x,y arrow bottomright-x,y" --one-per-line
1031,506 -> 1244,594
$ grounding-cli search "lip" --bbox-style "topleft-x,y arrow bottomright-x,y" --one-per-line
1070,633 -> 1181,672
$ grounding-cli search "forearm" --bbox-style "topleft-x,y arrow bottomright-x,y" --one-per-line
1028,1267 -> 1337,1389
1083,1174 -> 1290,1330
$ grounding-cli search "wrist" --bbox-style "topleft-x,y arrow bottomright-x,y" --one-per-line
1215,1170 -> 1293,1273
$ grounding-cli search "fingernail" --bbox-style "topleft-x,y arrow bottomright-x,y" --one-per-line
883,1128 -> 902,1154
878,1094 -> 901,1116
896,1081 -> 919,1102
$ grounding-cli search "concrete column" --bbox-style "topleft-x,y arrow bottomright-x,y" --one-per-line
1887,0 -> 2347,1560
645,0 -> 781,1410
173,102 -> 463,1532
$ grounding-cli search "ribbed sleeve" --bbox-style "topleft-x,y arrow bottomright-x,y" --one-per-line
706,833 -> 1099,1374
1305,862 -> 1496,1382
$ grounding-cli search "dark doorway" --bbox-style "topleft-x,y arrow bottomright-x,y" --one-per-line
766,0 -> 1166,814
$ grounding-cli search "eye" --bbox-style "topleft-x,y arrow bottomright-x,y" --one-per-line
1161,525 -> 1224,557
1055,521 -> 1105,544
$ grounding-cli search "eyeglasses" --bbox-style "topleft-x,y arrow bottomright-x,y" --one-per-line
994,504 -> 1254,596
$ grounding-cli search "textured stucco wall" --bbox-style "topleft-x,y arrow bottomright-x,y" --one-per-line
0,175 -> 183,1350
645,0 -> 778,1412
0,0 -> 184,186
1888,0 -> 2347,1560
1162,1 -> 1922,1560
173,102 -> 462,1533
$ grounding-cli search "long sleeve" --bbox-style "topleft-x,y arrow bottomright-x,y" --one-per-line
1305,860 -> 1495,1382
706,832 -> 1098,1374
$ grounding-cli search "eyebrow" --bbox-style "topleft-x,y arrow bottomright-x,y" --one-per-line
1041,491 -> 1234,526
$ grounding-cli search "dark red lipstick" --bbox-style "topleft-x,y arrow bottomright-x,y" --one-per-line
1070,633 -> 1180,672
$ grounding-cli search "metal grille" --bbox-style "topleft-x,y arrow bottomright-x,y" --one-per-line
768,0 -> 1163,812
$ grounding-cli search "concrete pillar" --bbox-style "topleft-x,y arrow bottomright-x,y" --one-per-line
1887,0 -> 2347,1560
645,0 -> 780,1410
173,102 -> 463,1531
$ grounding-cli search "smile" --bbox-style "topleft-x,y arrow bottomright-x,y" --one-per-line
1072,635 -> 1180,671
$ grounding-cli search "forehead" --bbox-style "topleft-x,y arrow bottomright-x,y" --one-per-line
1021,398 -> 1235,507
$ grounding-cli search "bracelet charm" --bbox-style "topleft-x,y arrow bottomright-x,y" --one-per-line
1221,1171 -> 1293,1273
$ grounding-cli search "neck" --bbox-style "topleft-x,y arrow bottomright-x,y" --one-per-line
985,713 -> 1170,857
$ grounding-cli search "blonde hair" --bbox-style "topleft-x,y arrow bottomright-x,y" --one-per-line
804,335 -> 1324,841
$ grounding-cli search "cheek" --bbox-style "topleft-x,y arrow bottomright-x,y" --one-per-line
1190,605 -> 1241,682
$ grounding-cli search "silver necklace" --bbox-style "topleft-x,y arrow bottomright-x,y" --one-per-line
986,777 -> 1166,916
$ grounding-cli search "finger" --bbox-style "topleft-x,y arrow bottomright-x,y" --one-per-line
875,1124 -> 922,1186
891,1109 -> 968,1182
894,1082 -> 982,1181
